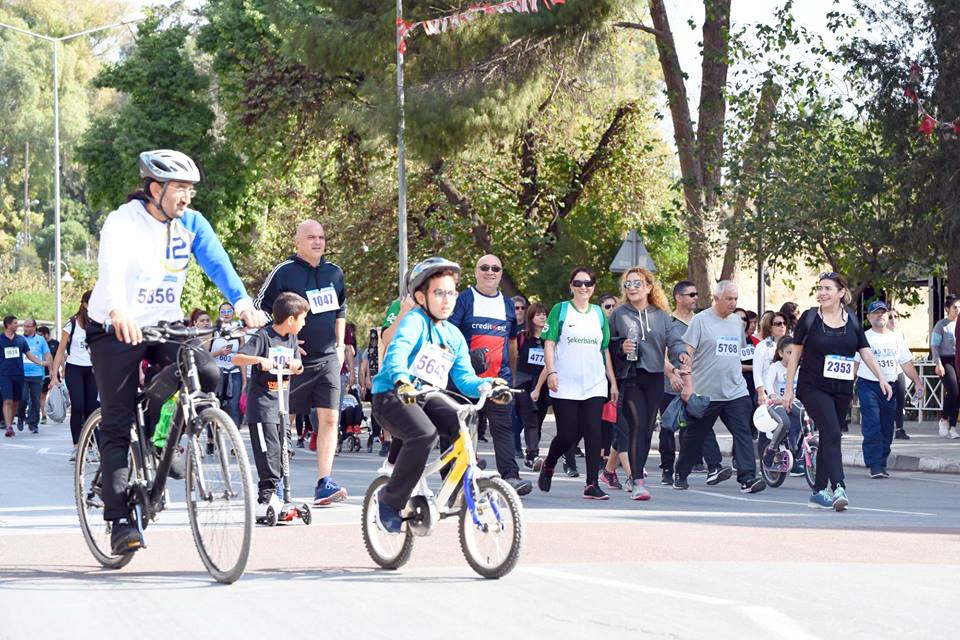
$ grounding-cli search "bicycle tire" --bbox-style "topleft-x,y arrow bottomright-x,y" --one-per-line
361,476 -> 414,570
759,443 -> 787,488
74,409 -> 135,569
804,439 -> 819,490
459,476 -> 523,579
185,407 -> 254,584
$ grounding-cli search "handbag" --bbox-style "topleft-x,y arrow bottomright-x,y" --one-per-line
601,400 -> 617,423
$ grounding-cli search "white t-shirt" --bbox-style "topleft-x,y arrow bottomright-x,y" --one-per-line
763,360 -> 795,398
210,336 -> 242,372
855,329 -> 912,383
64,320 -> 92,367
543,301 -> 610,401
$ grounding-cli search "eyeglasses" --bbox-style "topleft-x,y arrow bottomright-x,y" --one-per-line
431,289 -> 459,299
622,279 -> 647,290
478,264 -> 502,273
170,185 -> 197,198
571,279 -> 595,288
514,306 -> 526,312
771,320 -> 786,327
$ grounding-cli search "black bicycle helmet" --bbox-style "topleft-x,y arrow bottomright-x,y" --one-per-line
407,257 -> 461,294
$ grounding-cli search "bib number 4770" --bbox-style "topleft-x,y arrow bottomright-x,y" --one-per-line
137,287 -> 175,305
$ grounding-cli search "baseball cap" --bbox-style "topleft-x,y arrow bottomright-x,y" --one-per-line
867,300 -> 889,314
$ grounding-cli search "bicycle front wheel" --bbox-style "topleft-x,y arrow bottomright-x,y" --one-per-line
185,408 -> 254,584
459,477 -> 523,579
74,409 -> 135,569
759,443 -> 787,488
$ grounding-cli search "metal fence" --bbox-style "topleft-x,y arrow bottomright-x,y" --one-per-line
850,358 -> 943,423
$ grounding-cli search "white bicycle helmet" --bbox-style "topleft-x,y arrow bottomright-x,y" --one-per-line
753,405 -> 782,436
407,257 -> 461,294
139,149 -> 201,183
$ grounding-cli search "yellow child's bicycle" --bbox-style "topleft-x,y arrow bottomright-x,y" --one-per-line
361,384 -> 524,579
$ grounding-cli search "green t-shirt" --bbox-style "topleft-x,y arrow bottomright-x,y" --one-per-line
382,299 -> 402,330
543,301 -> 610,400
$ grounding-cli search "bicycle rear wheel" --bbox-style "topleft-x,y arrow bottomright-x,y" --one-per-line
459,477 -> 523,579
74,409 -> 135,569
759,443 -> 788,488
361,476 -> 414,570
185,408 -> 254,584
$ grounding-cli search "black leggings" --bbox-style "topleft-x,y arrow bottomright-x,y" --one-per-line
65,364 -> 99,445
544,396 -> 605,486
619,372 -> 664,481
798,383 -> 851,492
516,382 -> 550,456
941,356 -> 959,427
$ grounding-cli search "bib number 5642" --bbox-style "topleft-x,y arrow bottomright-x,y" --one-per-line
137,287 -> 175,305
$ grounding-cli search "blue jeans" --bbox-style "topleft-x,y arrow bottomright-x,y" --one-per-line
857,378 -> 895,470
217,370 -> 243,428
17,376 -> 43,429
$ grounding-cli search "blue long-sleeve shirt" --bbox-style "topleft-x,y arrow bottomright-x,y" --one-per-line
372,307 -> 486,397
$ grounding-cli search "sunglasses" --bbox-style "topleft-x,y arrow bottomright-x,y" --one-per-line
819,271 -> 841,280
622,279 -> 647,290
571,279 -> 595,288
680,292 -> 698,298
515,305 -> 526,311
772,320 -> 786,326
602,303 -> 615,310
478,264 -> 502,273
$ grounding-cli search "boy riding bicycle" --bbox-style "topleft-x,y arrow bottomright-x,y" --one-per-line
232,292 -> 308,518
371,257 -> 509,532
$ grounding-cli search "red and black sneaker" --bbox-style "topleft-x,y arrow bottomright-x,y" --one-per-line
583,484 -> 609,500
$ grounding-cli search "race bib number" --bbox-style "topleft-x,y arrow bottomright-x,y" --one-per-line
306,286 -> 339,314
715,337 -> 740,357
4,346 -> 19,359
527,347 -> 545,366
411,343 -> 454,388
136,287 -> 176,306
823,354 -> 855,380
740,344 -> 755,361
269,346 -> 295,370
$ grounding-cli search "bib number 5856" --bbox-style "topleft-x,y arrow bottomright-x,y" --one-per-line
137,287 -> 175,305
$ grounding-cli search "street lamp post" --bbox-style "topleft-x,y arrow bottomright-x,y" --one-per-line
0,14 -> 144,330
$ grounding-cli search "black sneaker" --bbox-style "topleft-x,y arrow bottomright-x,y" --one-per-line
478,434 -> 488,443
110,520 -> 143,555
739,478 -> 766,494
297,437 -> 305,449
379,441 -> 390,457
505,476 -> 533,496
673,476 -> 689,490
575,447 -> 585,458
706,466 -> 733,486
538,465 -> 554,492
660,470 -> 673,486
583,484 -> 609,500
894,428 -> 910,440
691,463 -> 707,474
563,461 -> 580,478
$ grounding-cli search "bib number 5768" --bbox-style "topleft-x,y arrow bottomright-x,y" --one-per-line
137,287 -> 175,305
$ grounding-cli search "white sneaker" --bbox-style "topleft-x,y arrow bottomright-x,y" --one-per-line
377,461 -> 395,477
256,493 -> 284,519
940,420 -> 950,438
949,427 -> 960,440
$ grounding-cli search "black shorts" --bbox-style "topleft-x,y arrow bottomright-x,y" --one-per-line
289,355 -> 341,413
0,374 -> 23,403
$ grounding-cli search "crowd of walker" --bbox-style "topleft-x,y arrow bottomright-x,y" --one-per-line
2,149 -> 959,555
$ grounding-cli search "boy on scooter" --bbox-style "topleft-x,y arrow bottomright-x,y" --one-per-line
233,292 -> 308,518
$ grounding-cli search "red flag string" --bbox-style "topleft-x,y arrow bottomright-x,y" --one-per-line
397,0 -> 567,54
905,62 -> 960,139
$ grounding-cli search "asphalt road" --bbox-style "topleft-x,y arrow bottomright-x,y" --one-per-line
1,419 -> 957,640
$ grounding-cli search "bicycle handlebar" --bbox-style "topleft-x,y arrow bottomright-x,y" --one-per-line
399,383 -> 520,413
122,319 -> 248,343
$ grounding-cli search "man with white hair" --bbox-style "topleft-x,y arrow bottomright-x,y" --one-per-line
674,280 -> 765,493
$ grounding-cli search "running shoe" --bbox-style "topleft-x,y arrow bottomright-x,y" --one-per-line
600,469 -> 622,490
532,456 -> 543,472
894,428 -> 910,440
16,421 -> 24,432
624,477 -> 635,492
69,447 -> 77,462
110,520 -> 143,555
739,478 -> 766,494
949,427 -> 960,440
538,465 -> 554,492
379,441 -> 390,457
660,470 -> 673,486
29,426 -> 38,434
297,437 -> 305,448
706,466 -> 733,486
673,476 -> 689,490
631,480 -> 651,501
478,434 -> 488,443
377,490 -> 403,533
832,486 -> 848,511
790,459 -> 805,476
576,447 -> 585,458
880,468 -> 890,478
691,462 -> 707,474
563,461 -> 580,478
869,467 -> 885,479
4,427 -> 13,437
939,419 -> 949,438
314,478 -> 348,506
808,490 -> 833,508
583,484 -> 609,500
505,476 -> 533,496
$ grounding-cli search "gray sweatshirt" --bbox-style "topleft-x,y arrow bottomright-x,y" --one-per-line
608,304 -> 684,380
931,318 -> 956,363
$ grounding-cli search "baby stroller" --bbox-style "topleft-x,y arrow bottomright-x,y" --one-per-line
754,399 -> 819,489
337,387 -> 366,454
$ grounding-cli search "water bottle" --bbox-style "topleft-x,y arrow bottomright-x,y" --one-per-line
626,325 -> 639,362
151,394 -> 178,449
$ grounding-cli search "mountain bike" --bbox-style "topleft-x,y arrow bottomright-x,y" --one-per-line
74,321 -> 255,584
758,399 -> 818,489
361,384 -> 524,579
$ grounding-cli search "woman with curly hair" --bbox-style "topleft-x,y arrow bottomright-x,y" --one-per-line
606,267 -> 684,500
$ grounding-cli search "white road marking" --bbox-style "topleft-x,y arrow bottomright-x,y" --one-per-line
737,605 -> 822,640
687,489 -> 936,516
37,447 -> 50,454
0,442 -> 30,449
519,566 -> 736,605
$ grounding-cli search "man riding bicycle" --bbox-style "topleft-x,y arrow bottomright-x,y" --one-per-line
86,149 -> 267,555
371,258 -> 509,532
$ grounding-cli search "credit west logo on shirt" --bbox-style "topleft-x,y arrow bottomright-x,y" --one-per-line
471,321 -> 506,332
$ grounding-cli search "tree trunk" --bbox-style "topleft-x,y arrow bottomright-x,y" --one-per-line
720,78 -> 782,280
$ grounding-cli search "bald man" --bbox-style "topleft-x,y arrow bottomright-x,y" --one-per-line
255,220 -> 349,506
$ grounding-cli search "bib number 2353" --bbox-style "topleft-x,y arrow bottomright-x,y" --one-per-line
823,355 -> 854,381
412,344 -> 454,388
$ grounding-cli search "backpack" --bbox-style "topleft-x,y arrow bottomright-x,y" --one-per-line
64,317 -> 77,356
